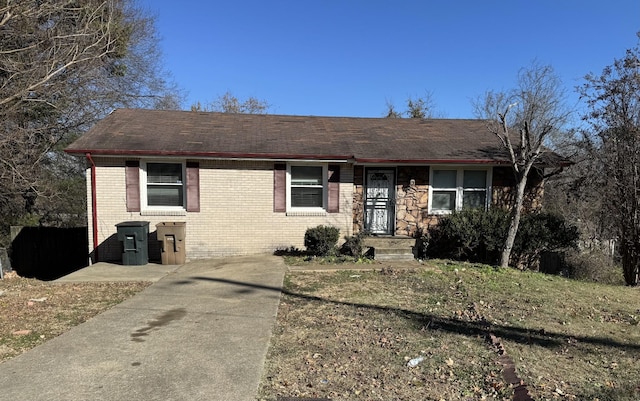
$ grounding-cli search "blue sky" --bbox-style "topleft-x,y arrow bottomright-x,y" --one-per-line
138,0 -> 639,119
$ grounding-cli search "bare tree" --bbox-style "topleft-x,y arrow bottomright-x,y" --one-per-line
579,34 -> 640,286
475,63 -> 571,268
406,94 -> 436,119
383,101 -> 403,118
0,0 -> 182,241
191,91 -> 271,114
384,92 -> 438,118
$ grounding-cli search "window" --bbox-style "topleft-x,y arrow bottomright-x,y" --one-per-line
431,170 -> 457,212
144,162 -> 185,208
125,160 -> 199,213
462,170 -> 487,209
429,168 -> 490,213
274,163 -> 340,214
289,165 -> 325,208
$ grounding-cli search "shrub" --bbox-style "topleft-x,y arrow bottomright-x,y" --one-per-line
511,212 -> 579,269
340,231 -> 368,257
421,208 -> 509,264
421,209 -> 579,269
304,225 -> 340,256
564,250 -> 624,285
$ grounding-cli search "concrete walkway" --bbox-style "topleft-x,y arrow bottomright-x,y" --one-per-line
0,255 -> 286,401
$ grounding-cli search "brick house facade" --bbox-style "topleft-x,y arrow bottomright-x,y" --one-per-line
66,109 -> 556,263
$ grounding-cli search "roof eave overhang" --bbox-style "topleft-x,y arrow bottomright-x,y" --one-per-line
354,158 -> 511,165
64,148 -> 354,162
65,149 -> 516,165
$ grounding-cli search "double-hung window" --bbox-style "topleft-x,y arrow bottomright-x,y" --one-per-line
289,165 -> 325,209
461,170 -> 488,209
144,162 -> 185,209
429,168 -> 490,213
274,163 -> 339,214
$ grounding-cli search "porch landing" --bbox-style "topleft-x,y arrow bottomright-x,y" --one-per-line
363,236 -> 418,261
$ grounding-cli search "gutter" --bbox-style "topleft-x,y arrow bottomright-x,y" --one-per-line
66,148 -> 354,162
85,153 -> 99,263
66,149 -> 515,166
354,158 -> 511,165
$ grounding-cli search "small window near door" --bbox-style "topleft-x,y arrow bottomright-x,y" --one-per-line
290,166 -> 323,208
429,168 -> 489,213
146,163 -> 184,207
431,170 -> 457,212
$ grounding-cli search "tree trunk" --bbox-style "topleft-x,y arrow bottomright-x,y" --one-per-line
620,223 -> 640,286
499,171 -> 529,268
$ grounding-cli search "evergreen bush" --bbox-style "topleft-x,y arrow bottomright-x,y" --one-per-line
304,225 -> 340,256
421,208 -> 509,264
421,209 -> 578,269
512,212 -> 579,269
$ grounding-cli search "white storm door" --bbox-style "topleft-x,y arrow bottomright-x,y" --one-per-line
365,169 -> 395,234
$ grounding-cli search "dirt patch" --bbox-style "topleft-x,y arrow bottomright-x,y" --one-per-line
0,274 -> 150,363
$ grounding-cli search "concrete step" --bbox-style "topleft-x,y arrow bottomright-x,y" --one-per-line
373,249 -> 416,261
364,237 -> 416,248
364,237 -> 417,261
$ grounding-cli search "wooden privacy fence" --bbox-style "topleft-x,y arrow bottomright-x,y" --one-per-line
10,226 -> 89,280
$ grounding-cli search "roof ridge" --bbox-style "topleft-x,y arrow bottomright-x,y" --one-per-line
114,107 -> 483,122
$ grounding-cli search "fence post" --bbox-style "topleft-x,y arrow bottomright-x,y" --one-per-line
10,226 -> 24,242
0,248 -> 11,279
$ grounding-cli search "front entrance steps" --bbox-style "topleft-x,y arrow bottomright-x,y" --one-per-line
363,236 -> 417,261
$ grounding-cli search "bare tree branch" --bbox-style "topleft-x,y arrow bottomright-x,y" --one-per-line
474,62 -> 571,268
0,0 -> 183,237
579,34 -> 640,285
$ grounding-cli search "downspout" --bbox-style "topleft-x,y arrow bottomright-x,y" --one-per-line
86,153 -> 99,263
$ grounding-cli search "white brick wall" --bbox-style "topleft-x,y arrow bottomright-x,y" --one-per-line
87,158 -> 354,262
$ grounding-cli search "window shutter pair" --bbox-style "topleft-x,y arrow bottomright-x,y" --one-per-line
273,164 -> 340,213
125,161 -> 199,212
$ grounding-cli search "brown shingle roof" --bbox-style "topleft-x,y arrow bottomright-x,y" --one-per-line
65,108 -> 516,164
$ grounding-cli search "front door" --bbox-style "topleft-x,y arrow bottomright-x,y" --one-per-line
365,169 -> 395,235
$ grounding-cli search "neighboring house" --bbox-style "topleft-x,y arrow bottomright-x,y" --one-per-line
65,108 -> 560,263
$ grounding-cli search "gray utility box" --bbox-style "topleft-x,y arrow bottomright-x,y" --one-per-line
156,222 -> 186,265
115,221 -> 149,265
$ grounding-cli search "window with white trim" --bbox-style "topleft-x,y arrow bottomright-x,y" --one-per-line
142,162 -> 186,209
429,168 -> 490,213
288,164 -> 327,210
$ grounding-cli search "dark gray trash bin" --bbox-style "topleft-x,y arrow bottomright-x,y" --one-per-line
115,221 -> 149,265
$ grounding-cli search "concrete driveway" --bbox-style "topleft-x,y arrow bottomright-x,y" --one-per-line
0,255 -> 286,401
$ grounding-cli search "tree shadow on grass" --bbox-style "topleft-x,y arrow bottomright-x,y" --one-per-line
187,275 -> 640,353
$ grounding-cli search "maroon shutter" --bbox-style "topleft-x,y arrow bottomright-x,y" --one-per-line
125,161 -> 140,212
328,164 -> 340,213
274,163 -> 286,212
186,161 -> 200,212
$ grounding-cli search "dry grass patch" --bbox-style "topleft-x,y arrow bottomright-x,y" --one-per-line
259,260 -> 640,401
0,275 -> 150,362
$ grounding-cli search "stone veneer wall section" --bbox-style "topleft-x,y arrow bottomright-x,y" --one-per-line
352,166 -> 364,234
395,166 -> 430,237
87,158 -> 354,262
492,166 -> 544,211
